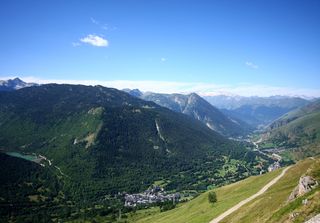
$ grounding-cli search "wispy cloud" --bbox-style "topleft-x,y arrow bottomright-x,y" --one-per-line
245,61 -> 259,69
160,57 -> 167,62
72,42 -> 81,47
90,17 -> 99,25
90,17 -> 117,31
3,76 -> 319,98
80,34 -> 108,47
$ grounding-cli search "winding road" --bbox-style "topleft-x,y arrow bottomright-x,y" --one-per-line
209,166 -> 291,223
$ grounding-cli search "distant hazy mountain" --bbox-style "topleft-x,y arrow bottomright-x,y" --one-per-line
0,77 -> 38,91
138,92 -> 252,137
204,95 -> 310,128
203,95 -> 309,110
122,88 -> 143,97
261,99 -> 320,159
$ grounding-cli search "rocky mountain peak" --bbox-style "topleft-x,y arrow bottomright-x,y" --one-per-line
123,88 -> 143,97
0,77 -> 38,91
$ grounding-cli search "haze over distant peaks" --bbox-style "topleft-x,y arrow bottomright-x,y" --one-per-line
203,95 -> 310,110
0,77 -> 38,91
122,88 -> 143,97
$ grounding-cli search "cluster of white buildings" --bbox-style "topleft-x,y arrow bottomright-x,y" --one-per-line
268,161 -> 281,172
124,185 -> 180,207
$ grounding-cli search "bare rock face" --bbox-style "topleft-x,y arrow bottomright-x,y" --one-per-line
288,176 -> 318,202
305,213 -> 320,223
298,176 -> 318,195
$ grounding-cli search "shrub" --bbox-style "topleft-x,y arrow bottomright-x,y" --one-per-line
208,191 -> 217,203
160,201 -> 176,212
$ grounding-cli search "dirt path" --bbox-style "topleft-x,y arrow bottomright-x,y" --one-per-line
209,166 -> 291,223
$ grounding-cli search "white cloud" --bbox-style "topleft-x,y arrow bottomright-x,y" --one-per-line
160,58 -> 167,62
3,75 -> 319,98
80,34 -> 108,47
245,61 -> 259,69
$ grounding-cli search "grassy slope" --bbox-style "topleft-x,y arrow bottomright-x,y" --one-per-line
268,158 -> 320,223
220,158 -> 318,223
134,158 -> 319,223
132,169 -> 282,223
264,100 -> 320,161
270,111 -> 320,144
269,111 -> 320,160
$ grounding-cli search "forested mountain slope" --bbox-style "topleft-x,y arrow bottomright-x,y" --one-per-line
262,99 -> 320,159
0,84 -> 256,203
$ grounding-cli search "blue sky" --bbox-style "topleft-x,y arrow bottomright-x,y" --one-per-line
0,0 -> 319,96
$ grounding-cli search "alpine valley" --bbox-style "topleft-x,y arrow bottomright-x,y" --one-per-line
2,1 -> 320,222
0,79 -> 319,223
0,82 -> 257,222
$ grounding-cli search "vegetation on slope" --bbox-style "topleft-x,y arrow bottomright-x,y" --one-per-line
0,84 -> 260,222
268,158 -> 320,223
220,157 -> 319,223
131,157 -> 319,223
127,169 -> 282,223
264,99 -> 320,159
0,153 -> 64,223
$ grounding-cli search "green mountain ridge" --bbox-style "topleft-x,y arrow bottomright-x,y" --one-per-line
263,99 -> 320,159
0,84 -> 259,222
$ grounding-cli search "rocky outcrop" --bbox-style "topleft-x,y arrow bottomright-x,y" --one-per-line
288,176 -> 318,202
305,213 -> 320,223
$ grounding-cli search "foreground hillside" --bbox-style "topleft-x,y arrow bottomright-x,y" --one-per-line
0,84 -> 258,222
130,157 -> 319,223
221,157 -> 320,223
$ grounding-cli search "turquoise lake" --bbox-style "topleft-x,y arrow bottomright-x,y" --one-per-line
5,151 -> 38,161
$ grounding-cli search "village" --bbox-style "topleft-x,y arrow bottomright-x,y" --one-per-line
124,185 -> 180,207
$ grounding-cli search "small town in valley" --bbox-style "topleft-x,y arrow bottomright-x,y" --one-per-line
124,185 -> 180,207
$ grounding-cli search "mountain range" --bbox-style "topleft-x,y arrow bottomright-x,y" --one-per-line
123,89 -> 252,137
204,95 -> 310,128
1,78 -> 311,132
0,84 -> 258,221
0,80 -> 319,222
